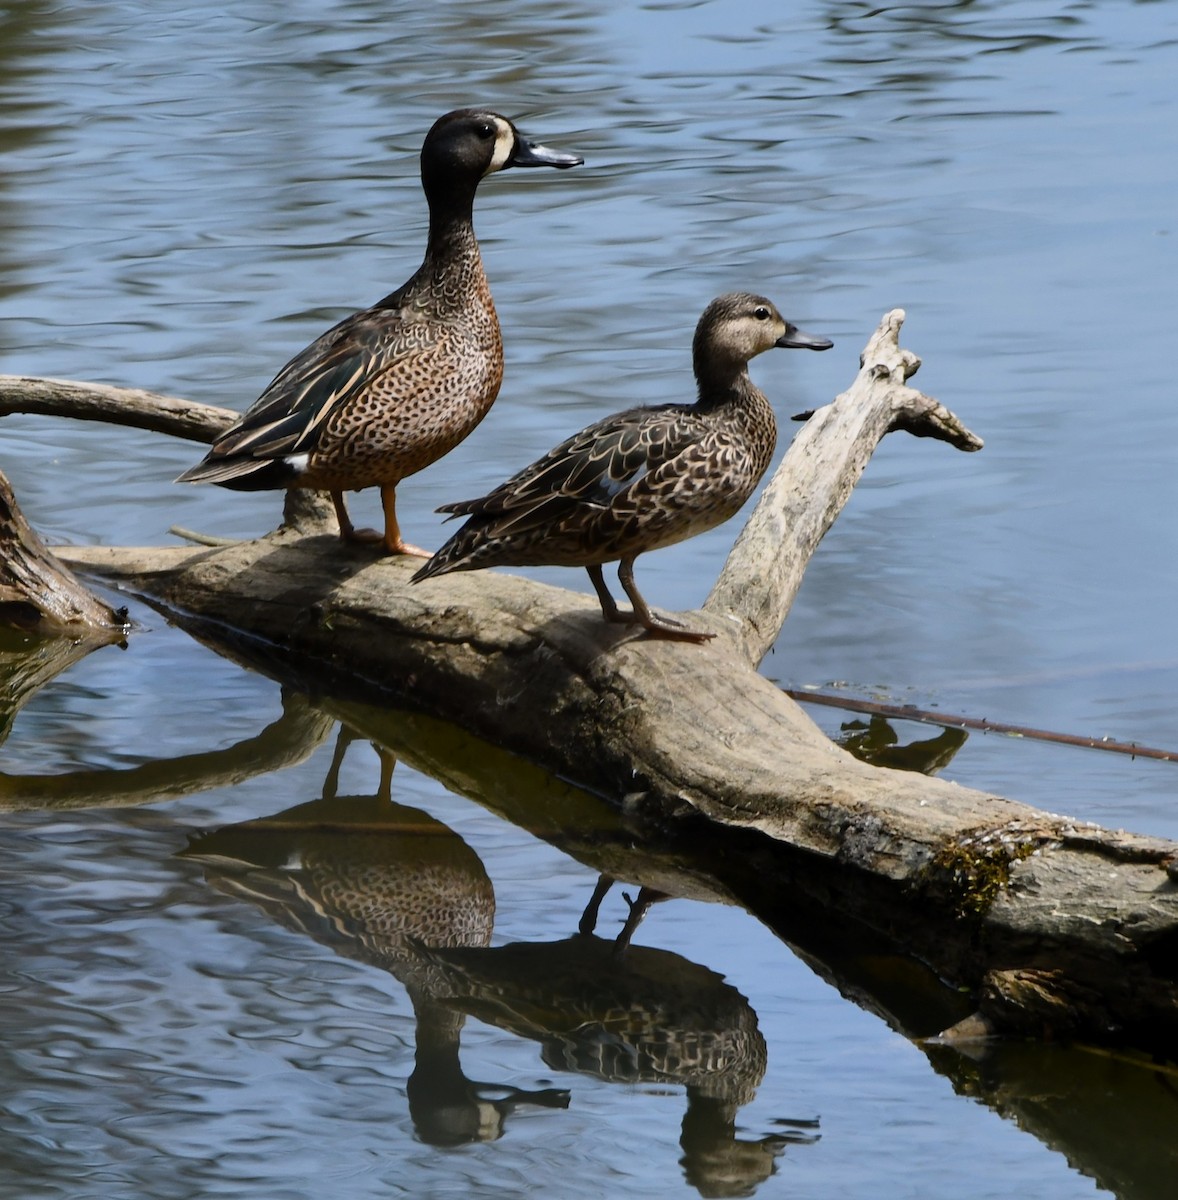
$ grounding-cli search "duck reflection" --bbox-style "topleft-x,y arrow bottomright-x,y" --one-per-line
183,722 -> 814,1194
422,935 -> 818,1197
182,727 -> 568,1145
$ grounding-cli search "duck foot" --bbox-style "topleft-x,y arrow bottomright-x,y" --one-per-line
337,525 -> 431,558
639,618 -> 715,644
587,563 -> 715,643
332,489 -> 431,557
614,886 -> 667,959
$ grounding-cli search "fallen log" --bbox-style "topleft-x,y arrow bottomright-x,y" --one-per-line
4,310 -> 1177,1056
0,469 -> 128,638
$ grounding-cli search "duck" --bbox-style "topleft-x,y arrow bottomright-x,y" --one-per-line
411,292 -> 832,641
176,108 -> 583,556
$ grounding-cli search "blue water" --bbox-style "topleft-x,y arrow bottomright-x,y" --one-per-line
1,1 -> 1176,1196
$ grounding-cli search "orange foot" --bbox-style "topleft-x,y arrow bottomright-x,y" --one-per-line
337,527 -> 429,558
383,538 -> 431,559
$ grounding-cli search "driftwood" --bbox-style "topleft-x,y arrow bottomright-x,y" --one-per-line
3,310 -> 1178,1059
0,470 -> 128,638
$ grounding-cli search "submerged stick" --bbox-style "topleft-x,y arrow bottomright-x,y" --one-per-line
789,689 -> 1178,763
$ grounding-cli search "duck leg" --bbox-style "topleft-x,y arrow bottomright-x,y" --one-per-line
577,874 -> 616,936
379,485 -> 431,558
330,488 -> 429,556
586,564 -> 628,624
617,558 -> 714,643
331,490 -> 383,547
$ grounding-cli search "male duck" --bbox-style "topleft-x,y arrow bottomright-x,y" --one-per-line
177,108 -> 582,556
412,292 -> 832,641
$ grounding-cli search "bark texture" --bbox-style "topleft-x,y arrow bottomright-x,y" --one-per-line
0,469 -> 128,637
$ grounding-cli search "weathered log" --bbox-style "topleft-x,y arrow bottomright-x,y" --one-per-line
0,469 -> 128,638
4,311 -> 1177,1056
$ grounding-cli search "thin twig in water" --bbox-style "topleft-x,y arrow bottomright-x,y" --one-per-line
787,690 -> 1177,763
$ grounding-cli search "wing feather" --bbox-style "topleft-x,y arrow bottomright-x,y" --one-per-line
185,302 -> 436,474
438,404 -> 708,537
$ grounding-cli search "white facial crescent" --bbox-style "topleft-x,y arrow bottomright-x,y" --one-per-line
486,118 -> 515,174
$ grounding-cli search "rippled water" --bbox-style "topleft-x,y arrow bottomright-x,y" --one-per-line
1,1 -> 1176,1197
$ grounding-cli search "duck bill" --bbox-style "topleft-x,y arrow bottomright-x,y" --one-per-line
510,138 -> 584,169
776,327 -> 833,351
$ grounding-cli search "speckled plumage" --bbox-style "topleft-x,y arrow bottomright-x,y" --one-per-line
413,292 -> 832,640
177,108 -> 582,555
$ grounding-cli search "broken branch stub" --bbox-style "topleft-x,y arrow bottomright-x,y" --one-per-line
706,309 -> 983,665
0,469 -> 127,638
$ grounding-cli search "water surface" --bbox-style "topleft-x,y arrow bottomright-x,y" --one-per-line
1,2 -> 1176,1197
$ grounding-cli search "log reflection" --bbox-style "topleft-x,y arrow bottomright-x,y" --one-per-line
0,685 -> 334,812
0,626 -> 106,747
925,1038 -> 1178,1200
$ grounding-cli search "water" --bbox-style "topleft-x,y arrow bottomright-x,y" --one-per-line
1,0 -> 1176,1196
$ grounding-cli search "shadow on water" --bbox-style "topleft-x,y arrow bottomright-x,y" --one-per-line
5,632 -> 1178,1197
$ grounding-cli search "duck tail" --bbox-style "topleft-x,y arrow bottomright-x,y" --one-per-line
175,455 -> 301,490
410,533 -> 476,583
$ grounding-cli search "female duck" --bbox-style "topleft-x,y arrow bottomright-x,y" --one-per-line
177,108 -> 582,556
412,292 -> 832,641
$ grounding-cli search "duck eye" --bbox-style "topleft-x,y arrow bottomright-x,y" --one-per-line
476,121 -> 495,140
753,306 -> 771,321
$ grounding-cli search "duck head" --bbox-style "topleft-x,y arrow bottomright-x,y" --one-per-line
421,108 -> 582,195
693,292 -> 833,384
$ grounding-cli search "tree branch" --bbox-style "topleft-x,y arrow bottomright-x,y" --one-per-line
0,374 -> 235,443
706,309 -> 982,664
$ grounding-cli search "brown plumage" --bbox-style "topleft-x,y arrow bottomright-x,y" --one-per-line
176,108 -> 582,556
412,292 -> 832,640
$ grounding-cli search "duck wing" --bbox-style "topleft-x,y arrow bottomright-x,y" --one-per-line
179,301 -> 435,479
439,404 -> 707,537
